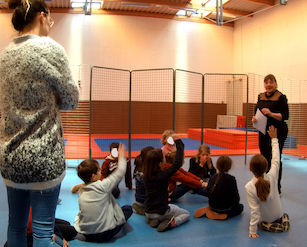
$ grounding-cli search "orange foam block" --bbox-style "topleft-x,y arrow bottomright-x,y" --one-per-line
188,128 -> 258,149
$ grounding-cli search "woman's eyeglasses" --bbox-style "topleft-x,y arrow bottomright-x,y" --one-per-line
49,17 -> 54,28
44,12 -> 54,28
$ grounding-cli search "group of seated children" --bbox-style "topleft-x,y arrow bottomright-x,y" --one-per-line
55,126 -> 289,245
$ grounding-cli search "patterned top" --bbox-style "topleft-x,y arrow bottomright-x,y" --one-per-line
0,34 -> 79,190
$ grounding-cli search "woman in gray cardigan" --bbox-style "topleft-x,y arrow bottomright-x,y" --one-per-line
0,0 -> 79,246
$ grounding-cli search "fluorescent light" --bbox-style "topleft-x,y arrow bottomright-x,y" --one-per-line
91,2 -> 101,9
71,1 -> 103,9
176,10 -> 187,16
71,2 -> 85,8
204,0 -> 230,8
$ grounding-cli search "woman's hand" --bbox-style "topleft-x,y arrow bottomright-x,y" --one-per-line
249,233 -> 259,239
252,116 -> 257,123
261,108 -> 271,116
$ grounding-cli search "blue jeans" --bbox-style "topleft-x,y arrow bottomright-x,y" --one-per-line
6,184 -> 61,247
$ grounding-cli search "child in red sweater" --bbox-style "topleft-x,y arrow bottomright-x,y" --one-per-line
163,151 -> 208,202
101,142 -> 132,198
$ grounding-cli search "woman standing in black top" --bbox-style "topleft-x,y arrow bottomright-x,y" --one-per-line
252,74 -> 289,194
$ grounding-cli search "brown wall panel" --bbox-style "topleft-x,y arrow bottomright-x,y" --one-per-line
175,103 -> 201,133
175,103 -> 227,133
91,101 -> 129,134
131,102 -> 173,134
61,101 -> 90,134
61,101 -> 307,146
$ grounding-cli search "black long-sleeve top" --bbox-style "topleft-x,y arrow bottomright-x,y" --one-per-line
255,90 -> 289,135
188,157 -> 216,180
207,173 -> 240,211
144,139 -> 184,215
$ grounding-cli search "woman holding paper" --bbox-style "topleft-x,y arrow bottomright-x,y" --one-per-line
252,74 -> 289,194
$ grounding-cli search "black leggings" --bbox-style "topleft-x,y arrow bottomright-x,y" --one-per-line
84,205 -> 133,243
211,203 -> 244,218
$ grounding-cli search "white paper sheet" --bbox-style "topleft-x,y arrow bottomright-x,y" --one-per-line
253,108 -> 267,135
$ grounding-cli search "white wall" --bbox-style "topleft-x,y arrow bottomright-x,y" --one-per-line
0,13 -> 233,73
0,13 -> 234,101
233,0 -> 307,103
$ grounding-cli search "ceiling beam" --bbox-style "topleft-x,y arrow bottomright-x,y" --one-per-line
90,9 -> 234,26
104,0 -> 189,8
242,0 -> 274,6
223,8 -> 253,16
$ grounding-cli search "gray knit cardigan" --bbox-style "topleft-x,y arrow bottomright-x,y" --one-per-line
0,34 -> 79,190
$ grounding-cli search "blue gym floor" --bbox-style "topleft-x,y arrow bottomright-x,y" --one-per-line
94,138 -> 225,151
1,155 -> 307,247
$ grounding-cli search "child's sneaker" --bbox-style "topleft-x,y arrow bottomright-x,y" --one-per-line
260,221 -> 283,232
147,218 -> 160,228
282,213 -> 290,232
132,202 -> 145,215
157,216 -> 175,232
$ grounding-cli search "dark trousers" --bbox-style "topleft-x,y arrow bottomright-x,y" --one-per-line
84,205 -> 133,243
169,184 -> 209,202
259,127 -> 287,194
212,203 -> 244,218
4,218 -> 78,247
54,218 -> 78,241
112,186 -> 120,199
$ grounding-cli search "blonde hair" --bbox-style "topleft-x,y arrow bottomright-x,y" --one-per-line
195,144 -> 210,163
161,129 -> 175,145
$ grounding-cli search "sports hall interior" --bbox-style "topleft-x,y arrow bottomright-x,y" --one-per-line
0,0 -> 307,246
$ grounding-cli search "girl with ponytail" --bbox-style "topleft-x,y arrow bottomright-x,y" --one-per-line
246,126 -> 290,238
0,0 -> 79,246
194,155 -> 243,220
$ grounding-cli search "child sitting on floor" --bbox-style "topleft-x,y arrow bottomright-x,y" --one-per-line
194,155 -> 243,220
162,151 -> 208,202
71,142 -> 132,198
143,133 -> 190,232
245,126 -> 290,239
161,129 -> 176,156
101,142 -> 132,197
74,145 -> 133,243
189,144 -> 216,182
132,146 -> 154,215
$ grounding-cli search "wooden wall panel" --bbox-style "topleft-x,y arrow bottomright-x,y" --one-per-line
131,102 -> 173,134
90,101 -> 129,134
61,101 -> 90,134
51,101 -> 307,146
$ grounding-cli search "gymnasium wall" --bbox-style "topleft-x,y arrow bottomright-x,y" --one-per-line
89,101 -> 227,134
0,13 -> 233,74
233,0 -> 307,100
